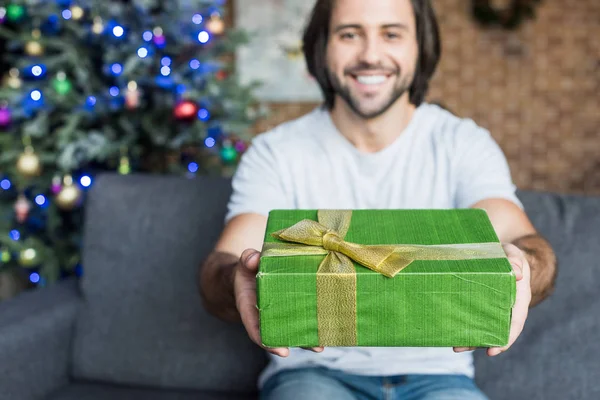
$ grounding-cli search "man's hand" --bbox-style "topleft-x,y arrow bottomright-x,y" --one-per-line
454,242 -> 532,356
234,248 -> 324,358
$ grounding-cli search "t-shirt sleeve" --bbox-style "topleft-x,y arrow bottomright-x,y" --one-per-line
224,134 -> 291,224
453,121 -> 524,210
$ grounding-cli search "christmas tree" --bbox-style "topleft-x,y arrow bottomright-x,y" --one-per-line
0,0 -> 263,294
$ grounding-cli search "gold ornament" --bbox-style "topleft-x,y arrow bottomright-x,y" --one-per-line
70,5 -> 84,20
206,13 -> 225,35
5,68 -> 22,89
14,194 -> 31,223
55,175 -> 82,210
16,146 -> 42,177
18,247 -> 39,268
92,17 -> 104,34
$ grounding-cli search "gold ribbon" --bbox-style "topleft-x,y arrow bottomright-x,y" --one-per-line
261,210 -> 506,346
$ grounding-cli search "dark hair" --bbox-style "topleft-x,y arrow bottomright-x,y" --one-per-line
302,0 -> 441,108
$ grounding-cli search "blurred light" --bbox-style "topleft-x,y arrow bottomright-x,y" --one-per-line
86,96 -> 97,107
204,137 -> 216,148
198,31 -> 210,44
35,195 -> 46,205
31,65 -> 43,77
111,63 -> 123,75
109,86 -> 119,96
80,175 -> 92,187
160,66 -> 171,76
161,56 -> 171,66
154,35 -> 166,47
137,47 -> 148,58
9,230 -> 20,241
190,59 -> 200,70
142,31 -> 153,41
62,9 -> 72,20
188,162 -> 199,173
198,108 -> 210,121
176,84 -> 186,94
128,81 -> 138,91
192,14 -> 203,24
30,90 -> 42,101
112,25 -> 124,37
153,27 -> 163,36
0,179 -> 11,190
29,272 -> 40,284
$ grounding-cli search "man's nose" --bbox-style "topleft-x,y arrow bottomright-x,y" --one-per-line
358,37 -> 382,66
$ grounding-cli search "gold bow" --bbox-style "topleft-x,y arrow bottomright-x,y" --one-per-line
261,210 -> 506,346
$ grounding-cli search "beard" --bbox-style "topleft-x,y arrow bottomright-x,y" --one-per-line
328,62 -> 413,119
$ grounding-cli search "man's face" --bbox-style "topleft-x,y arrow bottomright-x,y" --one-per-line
326,0 -> 419,119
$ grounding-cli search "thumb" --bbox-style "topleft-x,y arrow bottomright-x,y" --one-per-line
240,249 -> 261,273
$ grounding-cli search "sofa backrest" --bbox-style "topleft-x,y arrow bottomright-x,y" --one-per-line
71,173 -> 268,392
475,189 -> 600,399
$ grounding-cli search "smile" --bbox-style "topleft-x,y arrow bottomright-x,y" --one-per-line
355,75 -> 388,85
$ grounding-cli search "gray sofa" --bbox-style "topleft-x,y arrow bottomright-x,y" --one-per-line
0,173 -> 598,400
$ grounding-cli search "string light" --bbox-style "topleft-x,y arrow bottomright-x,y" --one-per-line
143,31 -> 153,41
112,25 -> 124,37
198,108 -> 210,121
35,195 -> 46,205
204,137 -> 216,148
161,57 -> 172,66
192,14 -> 203,24
190,59 -> 200,70
80,175 -> 92,187
109,86 -> 119,96
137,47 -> 148,58
32,65 -> 43,77
111,63 -> 123,75
86,96 -> 97,107
0,179 -> 10,190
29,272 -> 40,284
160,66 -> 171,76
188,162 -> 199,173
198,31 -> 210,44
62,9 -> 72,20
30,90 -> 42,101
9,230 -> 20,241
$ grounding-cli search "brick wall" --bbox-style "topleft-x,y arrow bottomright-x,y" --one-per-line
231,0 -> 600,195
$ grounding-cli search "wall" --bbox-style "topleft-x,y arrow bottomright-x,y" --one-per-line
231,0 -> 600,195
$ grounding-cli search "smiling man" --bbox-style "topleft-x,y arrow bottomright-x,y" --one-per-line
199,0 -> 558,399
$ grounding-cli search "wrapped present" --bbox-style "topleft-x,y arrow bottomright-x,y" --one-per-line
257,209 -> 515,348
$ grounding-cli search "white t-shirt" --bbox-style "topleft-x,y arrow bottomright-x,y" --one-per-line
224,103 -> 523,389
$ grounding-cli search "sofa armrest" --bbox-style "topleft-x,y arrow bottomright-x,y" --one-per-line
0,278 -> 82,400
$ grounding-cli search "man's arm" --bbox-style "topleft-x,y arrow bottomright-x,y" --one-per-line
472,198 -> 558,307
198,213 -> 267,322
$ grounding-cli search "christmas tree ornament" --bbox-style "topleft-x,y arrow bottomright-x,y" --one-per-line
174,100 -> 198,120
234,140 -> 247,153
125,81 -> 139,109
51,175 -> 62,194
92,16 -> 104,34
52,71 -> 72,95
55,175 -> 82,210
215,70 -> 227,81
16,146 -> 42,177
5,68 -> 22,89
18,247 -> 39,268
14,194 -> 31,223
70,5 -> 84,20
6,4 -> 25,22
206,13 -> 225,35
220,144 -> 238,164
0,104 -> 11,128
0,249 -> 11,263
118,155 -> 131,175
25,29 -> 44,56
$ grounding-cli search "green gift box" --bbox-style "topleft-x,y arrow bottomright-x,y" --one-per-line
257,209 -> 516,348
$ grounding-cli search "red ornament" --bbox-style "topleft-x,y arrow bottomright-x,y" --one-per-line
174,100 -> 198,120
216,70 -> 227,81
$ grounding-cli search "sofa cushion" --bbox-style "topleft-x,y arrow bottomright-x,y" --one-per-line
475,190 -> 600,399
45,382 -> 257,400
71,174 -> 267,392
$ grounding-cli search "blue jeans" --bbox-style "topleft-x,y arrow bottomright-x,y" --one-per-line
260,367 -> 488,400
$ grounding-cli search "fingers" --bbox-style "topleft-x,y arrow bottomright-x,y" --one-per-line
240,248 -> 261,273
453,347 -> 476,353
301,346 -> 325,353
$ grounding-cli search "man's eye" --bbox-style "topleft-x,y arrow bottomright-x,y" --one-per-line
385,32 -> 400,39
341,32 -> 357,40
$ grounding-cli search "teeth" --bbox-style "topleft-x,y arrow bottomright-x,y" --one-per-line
356,75 -> 387,85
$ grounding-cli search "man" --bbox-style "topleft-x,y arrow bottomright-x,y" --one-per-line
200,0 -> 557,398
